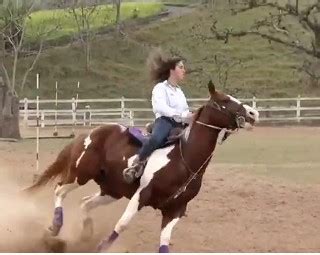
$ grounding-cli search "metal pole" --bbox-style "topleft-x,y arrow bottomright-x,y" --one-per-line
36,73 -> 40,174
53,81 -> 58,136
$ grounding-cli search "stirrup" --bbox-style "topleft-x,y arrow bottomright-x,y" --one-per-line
123,163 -> 144,184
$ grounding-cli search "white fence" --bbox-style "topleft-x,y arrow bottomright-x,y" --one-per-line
19,96 -> 320,127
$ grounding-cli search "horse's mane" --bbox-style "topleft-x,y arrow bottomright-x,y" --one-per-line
190,106 -> 204,126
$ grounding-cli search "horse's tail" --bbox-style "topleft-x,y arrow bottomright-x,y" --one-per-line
24,142 -> 73,193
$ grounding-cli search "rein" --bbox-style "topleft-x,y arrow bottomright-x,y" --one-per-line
160,118 -> 235,208
159,101 -> 245,208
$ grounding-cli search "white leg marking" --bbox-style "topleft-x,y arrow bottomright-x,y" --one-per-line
54,182 -> 80,207
81,192 -> 116,220
114,187 -> 142,233
160,218 -> 180,246
76,133 -> 93,168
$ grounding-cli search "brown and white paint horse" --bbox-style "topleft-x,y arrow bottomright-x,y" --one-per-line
26,81 -> 259,253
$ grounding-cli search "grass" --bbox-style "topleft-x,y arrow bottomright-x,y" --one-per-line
214,128 -> 320,183
26,2 -> 165,43
213,127 -> 320,184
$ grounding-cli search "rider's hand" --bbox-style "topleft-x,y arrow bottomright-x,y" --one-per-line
181,111 -> 193,124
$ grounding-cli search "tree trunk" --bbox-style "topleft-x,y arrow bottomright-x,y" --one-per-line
85,38 -> 91,71
0,79 -> 21,139
115,0 -> 121,35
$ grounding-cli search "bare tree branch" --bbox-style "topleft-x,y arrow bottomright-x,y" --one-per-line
20,41 -> 43,92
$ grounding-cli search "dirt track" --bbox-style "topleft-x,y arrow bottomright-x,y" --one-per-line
0,127 -> 320,252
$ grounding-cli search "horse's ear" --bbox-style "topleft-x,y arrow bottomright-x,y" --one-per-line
208,80 -> 216,95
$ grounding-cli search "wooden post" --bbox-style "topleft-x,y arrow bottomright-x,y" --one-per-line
129,110 -> 134,126
23,98 -> 28,127
85,105 -> 91,126
121,96 -> 125,118
252,96 -> 257,108
71,97 -> 76,137
296,95 -> 301,123
41,111 -> 45,128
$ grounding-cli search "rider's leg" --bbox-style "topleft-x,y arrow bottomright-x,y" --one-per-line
138,117 -> 173,160
123,117 -> 173,182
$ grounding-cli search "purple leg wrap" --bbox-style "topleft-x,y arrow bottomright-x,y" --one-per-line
96,230 -> 119,252
108,230 -> 119,242
159,245 -> 169,253
53,206 -> 63,227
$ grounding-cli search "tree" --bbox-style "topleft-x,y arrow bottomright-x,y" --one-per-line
114,0 -> 121,34
0,0 -> 58,139
69,0 -> 107,71
192,1 -> 320,87
207,1 -> 320,58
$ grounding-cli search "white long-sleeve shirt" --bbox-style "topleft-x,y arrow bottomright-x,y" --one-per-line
151,80 -> 190,122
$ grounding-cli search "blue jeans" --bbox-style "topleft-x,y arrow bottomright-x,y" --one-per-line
138,116 -> 181,160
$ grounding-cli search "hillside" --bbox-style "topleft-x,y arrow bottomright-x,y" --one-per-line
13,1 -> 320,100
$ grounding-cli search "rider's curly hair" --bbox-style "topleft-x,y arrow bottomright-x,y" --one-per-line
146,48 -> 183,84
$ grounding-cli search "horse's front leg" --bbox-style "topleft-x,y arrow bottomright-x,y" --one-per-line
96,187 -> 144,252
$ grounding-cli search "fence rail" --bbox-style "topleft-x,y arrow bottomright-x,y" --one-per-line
19,96 -> 320,127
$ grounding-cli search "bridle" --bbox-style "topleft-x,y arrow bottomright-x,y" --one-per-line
197,99 -> 247,131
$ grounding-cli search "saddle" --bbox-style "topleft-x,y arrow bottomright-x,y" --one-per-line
127,122 -> 186,148
123,123 -> 187,183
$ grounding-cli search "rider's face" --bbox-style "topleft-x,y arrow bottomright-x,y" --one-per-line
171,61 -> 186,82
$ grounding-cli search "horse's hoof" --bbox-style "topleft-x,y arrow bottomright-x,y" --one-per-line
48,224 -> 61,236
80,218 -> 94,241
43,235 -> 66,252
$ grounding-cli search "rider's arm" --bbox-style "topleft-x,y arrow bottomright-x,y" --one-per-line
180,91 -> 193,123
152,84 -> 180,118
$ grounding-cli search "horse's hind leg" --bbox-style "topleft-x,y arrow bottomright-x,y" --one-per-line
49,180 -> 80,236
80,191 -> 117,240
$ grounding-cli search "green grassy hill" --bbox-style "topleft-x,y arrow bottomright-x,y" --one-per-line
14,1 -> 320,100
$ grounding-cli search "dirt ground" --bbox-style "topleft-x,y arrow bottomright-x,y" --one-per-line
0,126 -> 320,252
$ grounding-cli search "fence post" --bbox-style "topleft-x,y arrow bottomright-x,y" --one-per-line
71,97 -> 76,136
121,96 -> 125,118
252,96 -> 257,109
23,98 -> 28,127
85,105 -> 91,126
296,95 -> 301,123
129,110 -> 134,126
41,111 -> 45,128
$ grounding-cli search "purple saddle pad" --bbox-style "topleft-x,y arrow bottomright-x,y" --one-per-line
128,127 -> 149,145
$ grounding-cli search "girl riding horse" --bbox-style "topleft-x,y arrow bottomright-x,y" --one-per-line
123,50 -> 193,183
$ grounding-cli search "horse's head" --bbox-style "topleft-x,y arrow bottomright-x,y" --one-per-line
196,80 -> 259,131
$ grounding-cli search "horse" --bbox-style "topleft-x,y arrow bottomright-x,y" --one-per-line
25,81 -> 259,253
